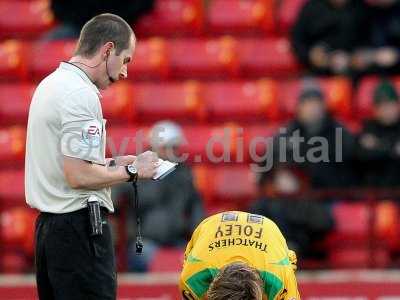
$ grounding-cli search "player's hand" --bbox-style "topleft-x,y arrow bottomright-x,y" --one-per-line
133,151 -> 159,179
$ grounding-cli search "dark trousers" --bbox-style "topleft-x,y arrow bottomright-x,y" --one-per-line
35,208 -> 116,300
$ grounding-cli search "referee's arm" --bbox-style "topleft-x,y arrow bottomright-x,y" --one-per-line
63,151 -> 158,190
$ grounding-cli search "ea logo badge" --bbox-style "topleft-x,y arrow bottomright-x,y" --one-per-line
82,120 -> 101,147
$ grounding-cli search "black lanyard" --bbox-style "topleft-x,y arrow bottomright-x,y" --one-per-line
132,181 -> 143,254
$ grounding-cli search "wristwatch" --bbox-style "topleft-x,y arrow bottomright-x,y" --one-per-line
125,164 -> 138,183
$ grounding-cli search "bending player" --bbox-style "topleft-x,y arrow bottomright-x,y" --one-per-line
179,211 -> 300,300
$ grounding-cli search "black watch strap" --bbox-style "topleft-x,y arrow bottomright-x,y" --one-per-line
125,165 -> 138,183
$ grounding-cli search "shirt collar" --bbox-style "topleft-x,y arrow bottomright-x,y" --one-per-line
59,62 -> 101,96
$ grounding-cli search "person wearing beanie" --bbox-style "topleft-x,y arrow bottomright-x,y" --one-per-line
268,85 -> 357,188
358,79 -> 400,186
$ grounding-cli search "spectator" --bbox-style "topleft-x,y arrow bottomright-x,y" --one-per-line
291,0 -> 369,75
250,164 -> 333,259
353,0 -> 400,74
44,0 -> 154,40
270,86 -> 356,188
112,121 -> 204,272
357,80 -> 400,186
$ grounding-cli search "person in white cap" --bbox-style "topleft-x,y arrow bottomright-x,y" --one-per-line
113,120 -> 204,272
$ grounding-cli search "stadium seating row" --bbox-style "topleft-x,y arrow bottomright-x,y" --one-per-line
0,117 -> 358,168
0,0 -> 305,39
0,164 -> 256,210
0,76 -> 395,126
0,37 -> 301,80
1,200 -> 398,272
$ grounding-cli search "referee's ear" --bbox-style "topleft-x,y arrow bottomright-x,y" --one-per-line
102,42 -> 115,60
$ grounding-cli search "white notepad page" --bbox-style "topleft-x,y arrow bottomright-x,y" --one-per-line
153,159 -> 178,180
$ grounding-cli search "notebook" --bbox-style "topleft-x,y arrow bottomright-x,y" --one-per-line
153,159 -> 178,180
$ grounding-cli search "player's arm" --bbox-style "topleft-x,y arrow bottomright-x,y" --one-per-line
283,266 -> 301,300
180,220 -> 211,300
268,220 -> 300,299
179,278 -> 201,300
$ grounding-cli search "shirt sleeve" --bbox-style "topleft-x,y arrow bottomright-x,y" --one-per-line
283,266 -> 301,300
60,88 -> 105,164
180,221 -> 208,299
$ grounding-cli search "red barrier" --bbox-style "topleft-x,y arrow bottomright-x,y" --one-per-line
1,271 -> 400,300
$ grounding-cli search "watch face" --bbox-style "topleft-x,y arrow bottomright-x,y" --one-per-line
127,164 -> 138,174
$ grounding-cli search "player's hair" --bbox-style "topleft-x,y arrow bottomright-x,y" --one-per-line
75,13 -> 133,58
207,262 -> 263,300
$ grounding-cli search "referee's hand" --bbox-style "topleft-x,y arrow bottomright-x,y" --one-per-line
133,151 -> 159,179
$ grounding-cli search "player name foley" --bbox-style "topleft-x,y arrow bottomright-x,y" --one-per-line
208,238 -> 268,253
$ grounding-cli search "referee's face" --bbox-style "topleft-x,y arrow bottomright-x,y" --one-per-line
101,35 -> 136,89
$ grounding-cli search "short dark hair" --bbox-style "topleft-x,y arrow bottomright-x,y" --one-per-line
75,13 -> 133,58
207,262 -> 263,300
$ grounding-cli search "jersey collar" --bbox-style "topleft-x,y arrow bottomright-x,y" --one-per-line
59,62 -> 101,96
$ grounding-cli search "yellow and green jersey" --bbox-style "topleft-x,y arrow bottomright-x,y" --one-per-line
179,211 -> 300,300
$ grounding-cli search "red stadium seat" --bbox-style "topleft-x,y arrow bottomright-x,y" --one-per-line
106,126 -> 150,157
30,40 -> 76,80
277,0 -> 307,34
243,125 -> 279,162
0,250 -> 30,273
0,207 -> 37,257
329,246 -> 389,269
0,169 -> 25,210
192,165 -> 210,199
0,127 -> 26,167
192,165 -> 239,215
355,76 -> 400,120
205,203 -> 238,217
128,38 -> 169,80
134,81 -> 205,123
209,165 -> 257,209
101,82 -> 134,125
375,201 -> 400,251
148,247 -> 184,272
181,124 -> 242,164
0,40 -> 28,80
278,77 -> 353,121
182,124 -> 278,164
0,0 -> 54,39
328,202 -> 371,245
135,0 -> 203,36
169,37 -> 239,79
204,80 -> 281,122
207,0 -> 275,35
0,83 -> 36,125
239,38 -> 302,77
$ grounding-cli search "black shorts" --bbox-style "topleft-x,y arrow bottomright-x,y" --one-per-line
35,208 -> 116,300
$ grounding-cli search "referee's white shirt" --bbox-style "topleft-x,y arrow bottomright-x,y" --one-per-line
25,62 -> 113,213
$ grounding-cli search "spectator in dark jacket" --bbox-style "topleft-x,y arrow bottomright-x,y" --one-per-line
113,121 -> 204,272
353,0 -> 400,75
291,0 -> 369,75
271,86 -> 357,188
250,164 -> 333,259
44,0 -> 154,40
357,80 -> 400,186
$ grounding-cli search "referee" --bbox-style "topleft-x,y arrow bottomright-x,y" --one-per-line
25,14 -> 158,300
